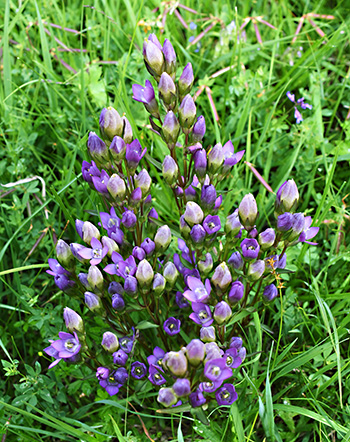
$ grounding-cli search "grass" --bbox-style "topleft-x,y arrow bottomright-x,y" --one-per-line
1,0 -> 350,441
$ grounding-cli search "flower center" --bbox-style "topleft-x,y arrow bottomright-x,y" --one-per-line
226,356 -> 233,366
211,366 -> 220,377
93,248 -> 102,258
154,374 -> 161,380
221,391 -> 230,400
199,311 -> 208,320
208,222 -> 215,229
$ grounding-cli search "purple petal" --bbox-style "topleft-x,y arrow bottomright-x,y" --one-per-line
48,358 -> 62,369
58,332 -> 74,340
91,237 -> 102,249
104,264 -> 117,275
78,247 -> 93,259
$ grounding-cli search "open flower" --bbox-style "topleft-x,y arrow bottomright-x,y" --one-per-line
78,237 -> 109,265
215,384 -> 238,406
163,317 -> 181,336
189,303 -> 213,326
44,331 -> 81,369
183,277 -> 211,303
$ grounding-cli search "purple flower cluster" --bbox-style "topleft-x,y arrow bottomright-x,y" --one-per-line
44,33 -> 319,416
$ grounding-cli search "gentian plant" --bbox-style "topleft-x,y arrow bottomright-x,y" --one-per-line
44,33 -> 319,420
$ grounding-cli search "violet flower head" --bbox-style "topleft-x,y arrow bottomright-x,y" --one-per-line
100,207 -> 121,237
215,384 -> 238,406
162,350 -> 188,377
78,237 -> 108,266
92,169 -> 110,196
211,262 -> 232,292
203,215 -> 221,235
189,303 -> 213,327
119,329 -> 135,354
102,332 -> 119,353
87,131 -> 108,164
132,80 -> 159,118
193,148 -> 207,179
189,389 -> 206,408
175,291 -> 190,309
228,280 -> 244,304
96,367 -> 109,381
201,184 -> 217,209
178,62 -> 194,97
113,349 -> 128,366
263,284 -> 278,301
299,216 -> 319,245
173,378 -> 191,397
122,210 -> 137,229
99,371 -> 122,396
228,251 -> 244,271
125,139 -> 146,172
131,361 -> 147,379
111,293 -> 125,311
214,301 -> 232,325
200,326 -> 216,343
222,140 -> 245,174
163,317 -> 181,336
148,364 -> 166,385
109,136 -> 126,162
44,331 -> 81,369
157,388 -> 178,407
224,347 -> 244,369
190,224 -> 206,244
204,358 -> 232,382
286,92 -> 312,124
186,339 -> 205,366
147,346 -> 165,367
193,115 -> 206,142
82,160 -> 100,184
275,179 -> 299,215
238,193 -> 258,229
99,106 -> 123,141
241,238 -> 260,260
277,212 -> 294,232
183,277 -> 211,303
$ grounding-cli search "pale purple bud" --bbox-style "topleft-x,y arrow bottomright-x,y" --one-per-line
102,332 -> 119,352
130,187 -> 142,205
211,262 -> 232,293
258,228 -> 276,250
162,39 -> 176,79
208,143 -> 224,174
225,209 -> 242,237
122,116 -> 133,144
109,136 -> 126,161
141,237 -> 155,256
277,212 -> 294,232
63,307 -> 84,333
275,180 -> 299,215
111,293 -> 125,311
158,72 -> 176,106
113,349 -> 128,365
190,224 -> 206,244
247,260 -> 265,281
56,240 -> 74,270
82,221 -> 100,245
136,259 -> 154,286
87,132 -> 108,164
132,246 -> 146,261
121,210 -> 137,229
192,115 -> 206,142
143,38 -> 164,79
228,280 -> 244,304
87,265 -> 104,291
99,107 -> 123,141
163,262 -> 179,287
214,301 -> 232,324
154,225 -> 172,251
198,253 -> 213,275
184,201 -> 204,226
238,194 -> 258,229
163,351 -> 188,377
193,148 -> 207,179
124,275 -> 138,297
162,111 -> 180,146
162,155 -> 178,187
85,291 -> 102,311
107,174 -> 126,200
153,273 -> 166,296
263,284 -> 278,301
173,378 -> 191,397
200,326 -> 216,342
228,251 -> 244,271
102,236 -> 119,256
134,169 -> 152,196
179,95 -> 196,132
157,388 -> 178,407
186,339 -> 205,366
179,215 -> 191,238
178,63 -> 194,97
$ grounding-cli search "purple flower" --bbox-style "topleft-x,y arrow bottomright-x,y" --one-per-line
92,169 -> 110,195
247,260 -> 265,281
299,216 -> 319,245
203,215 -> 221,235
190,224 -> 206,244
193,148 -> 207,179
44,331 -> 81,369
198,253 -> 213,275
63,307 -> 84,333
225,209 -> 242,236
132,246 -> 146,261
200,326 -> 216,343
287,92 -> 312,124
201,185 -> 216,209
175,292 -> 190,309
230,337 -> 243,350
82,160 -> 100,184
141,237 -> 155,256
96,367 -> 109,380
131,361 -> 147,379
277,212 -> 294,232
157,388 -> 178,407
189,303 -> 213,327
258,228 -> 276,250
99,107 -> 123,141
275,180 -> 299,215
211,262 -> 232,292
109,136 -> 126,161
99,207 -> 121,237
222,140 -> 245,174
132,80 -> 159,118
183,277 -> 211,303
85,291 -> 102,311
215,384 -> 238,406
148,364 -> 166,385
125,139 -> 146,172
186,339 -> 205,366
238,194 -> 258,229
46,259 -> 75,292
189,389 -> 206,408
241,238 -> 260,260
163,351 -> 188,377
78,237 -> 109,265
124,275 -> 138,296
111,293 -> 125,311
228,280 -> 244,304
213,301 -> 232,324
87,132 -> 108,164
228,251 -> 244,271
102,332 -> 119,353
163,317 -> 181,336
113,349 -> 128,366
99,368 -> 127,396
224,347 -> 243,369
104,252 -> 136,279
173,378 -> 191,397
263,284 -> 278,301
178,63 -> 194,97
204,358 -> 232,382
119,330 -> 135,354
121,210 -> 137,229
205,342 -> 224,362
199,380 -> 223,393
147,346 -> 165,367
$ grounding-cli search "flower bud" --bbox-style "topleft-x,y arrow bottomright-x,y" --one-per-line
158,72 -> 176,107
134,169 -> 152,197
82,221 -> 100,245
99,107 -> 123,141
130,187 -> 142,206
162,39 -> 176,79
190,224 -> 206,244
178,63 -> 194,97
85,291 -> 103,312
198,253 -> 213,275
125,139 -> 146,173
132,246 -> 146,261
180,215 -> 191,238
141,237 -> 156,256
186,339 -> 205,366
109,136 -> 126,161
108,281 -> 124,295
78,272 -> 91,290
152,273 -> 166,296
263,284 -> 278,301
106,174 -> 126,201
162,155 -> 178,187
189,390 -> 206,408
275,179 -> 299,216
158,388 -> 178,407
289,213 -> 305,241
122,116 -> 133,144
132,80 -> 160,119
258,228 -> 276,250
247,260 -> 265,281
205,342 -> 224,362
87,265 -> 104,291
228,280 -> 244,304
192,115 -> 206,142
87,132 -> 109,165
163,262 -> 179,287
121,210 -> 137,229
238,194 -> 258,229
102,332 -> 119,352
136,259 -> 154,287
162,111 -> 180,147
113,349 -> 128,366
225,209 -> 242,237
208,143 -> 224,174
201,184 -> 216,209
214,301 -> 232,324
200,326 -> 216,343
173,378 -> 191,397
163,351 -> 188,377
154,225 -> 172,252
124,275 -> 138,297
179,95 -> 196,132
211,262 -> 232,293
184,201 -> 204,226
277,212 -> 294,232
102,236 -> 119,256
111,293 -> 125,311
228,251 -> 244,271
56,240 -> 75,271
193,148 -> 207,179
63,307 -> 84,333
143,38 -> 164,80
